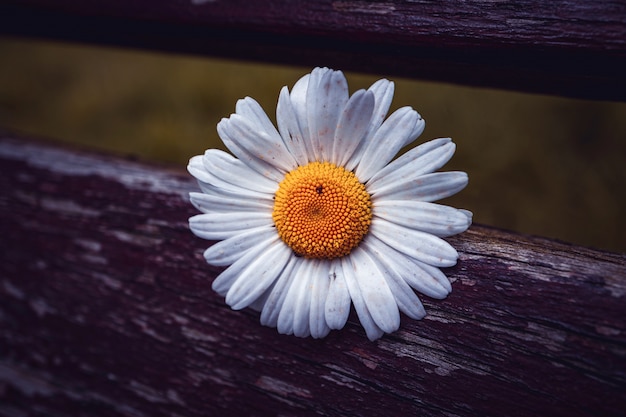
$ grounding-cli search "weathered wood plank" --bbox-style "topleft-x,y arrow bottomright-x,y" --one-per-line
0,0 -> 625,101
1,134 -> 625,417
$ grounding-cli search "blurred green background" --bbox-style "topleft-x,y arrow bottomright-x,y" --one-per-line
1,38 -> 625,253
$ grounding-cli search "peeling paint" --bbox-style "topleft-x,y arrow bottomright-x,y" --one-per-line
192,346 -> 216,358
190,368 -> 237,388
433,365 -> 454,376
423,311 -> 455,324
93,272 -> 123,290
510,322 -> 568,352
128,380 -> 183,405
379,337 -> 491,377
460,277 -> 477,286
320,370 -> 367,392
170,313 -> 190,325
255,376 -> 313,399
131,317 -> 172,343
349,347 -> 379,370
107,229 -> 163,247
182,326 -> 219,343
74,238 -> 103,252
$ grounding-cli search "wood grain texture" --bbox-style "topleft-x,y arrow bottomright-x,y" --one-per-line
0,0 -> 625,100
1,134 -> 625,417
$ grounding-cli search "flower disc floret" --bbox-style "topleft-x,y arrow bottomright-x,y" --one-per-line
273,162 -> 372,259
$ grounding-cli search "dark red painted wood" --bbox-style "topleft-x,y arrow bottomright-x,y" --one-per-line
0,0 -> 625,100
1,134 -> 625,416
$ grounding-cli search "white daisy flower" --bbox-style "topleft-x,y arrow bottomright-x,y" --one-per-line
188,67 -> 472,341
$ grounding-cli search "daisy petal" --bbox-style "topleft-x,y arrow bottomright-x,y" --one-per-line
370,218 -> 459,267
460,209 -> 474,222
367,138 -> 455,189
364,235 -> 451,299
188,155 -> 214,184
371,171 -> 469,202
189,211 -> 272,241
332,89 -> 375,167
260,257 -> 300,328
217,117 -> 286,182
373,200 -> 472,237
309,260 -> 332,339
411,261 -> 453,297
190,191 -> 272,214
211,235 -> 280,296
345,79 -> 394,171
386,273 -> 427,319
292,264 -> 314,338
191,151 -> 271,200
408,115 -> 426,146
307,68 -> 349,162
276,86 -> 309,166
248,284 -> 274,312
193,179 -> 271,202
342,255 -> 385,341
278,261 -> 313,338
367,79 -> 395,134
224,113 -> 296,173
235,97 -> 283,148
289,73 -> 311,147
346,247 -> 400,334
225,241 -> 292,310
233,97 -> 292,162
202,149 -> 278,194
325,260 -> 351,330
356,107 -> 424,182
289,72 -> 310,107
203,225 -> 277,266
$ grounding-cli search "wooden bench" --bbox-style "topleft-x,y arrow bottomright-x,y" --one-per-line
1,1 -> 625,416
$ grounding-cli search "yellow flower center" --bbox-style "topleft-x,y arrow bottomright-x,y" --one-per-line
272,162 -> 372,259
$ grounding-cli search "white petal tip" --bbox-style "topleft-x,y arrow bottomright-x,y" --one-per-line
406,310 -> 427,320
460,209 -> 473,222
428,289 -> 451,300
365,328 -> 385,341
325,309 -> 350,330
311,327 -> 332,339
211,283 -> 228,298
